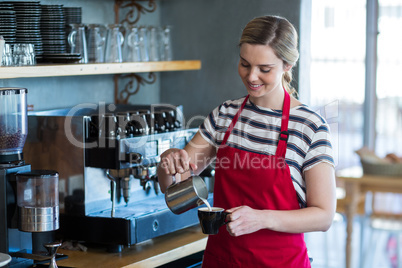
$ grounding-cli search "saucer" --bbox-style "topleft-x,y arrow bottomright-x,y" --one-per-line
0,253 -> 11,267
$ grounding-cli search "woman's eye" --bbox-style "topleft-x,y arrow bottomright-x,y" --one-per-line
241,63 -> 250,68
261,69 -> 271,73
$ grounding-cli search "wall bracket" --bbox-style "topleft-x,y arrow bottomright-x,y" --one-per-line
114,0 -> 157,26
114,73 -> 157,104
114,0 -> 158,104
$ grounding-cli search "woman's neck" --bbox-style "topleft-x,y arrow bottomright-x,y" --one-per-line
248,89 -> 302,110
249,88 -> 285,109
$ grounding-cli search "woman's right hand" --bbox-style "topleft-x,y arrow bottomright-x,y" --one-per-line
157,148 -> 197,193
159,148 -> 193,175
157,131 -> 216,193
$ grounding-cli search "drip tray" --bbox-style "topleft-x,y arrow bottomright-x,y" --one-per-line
58,194 -> 213,250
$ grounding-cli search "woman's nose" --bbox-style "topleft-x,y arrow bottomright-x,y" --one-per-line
247,68 -> 259,81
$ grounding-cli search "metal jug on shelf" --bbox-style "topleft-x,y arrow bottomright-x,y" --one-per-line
104,24 -> 125,63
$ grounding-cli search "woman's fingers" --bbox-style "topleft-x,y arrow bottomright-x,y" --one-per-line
161,149 -> 191,175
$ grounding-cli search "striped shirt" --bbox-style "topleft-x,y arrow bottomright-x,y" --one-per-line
199,96 -> 334,208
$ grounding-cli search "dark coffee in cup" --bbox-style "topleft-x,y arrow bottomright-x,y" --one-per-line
198,207 -> 229,235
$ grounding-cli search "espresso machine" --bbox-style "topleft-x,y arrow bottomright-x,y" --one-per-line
0,88 -> 63,267
23,103 -> 213,252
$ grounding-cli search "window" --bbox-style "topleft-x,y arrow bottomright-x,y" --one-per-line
376,0 -> 402,157
309,0 -> 366,169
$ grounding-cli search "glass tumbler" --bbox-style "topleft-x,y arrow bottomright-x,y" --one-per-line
13,44 -> 31,66
161,26 -> 173,61
0,36 -> 4,66
2,44 -> 13,66
26,44 -> 35,65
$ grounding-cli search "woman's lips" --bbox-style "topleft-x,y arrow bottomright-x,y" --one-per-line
248,82 -> 263,90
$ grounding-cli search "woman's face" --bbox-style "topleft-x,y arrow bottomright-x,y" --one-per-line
238,44 -> 291,103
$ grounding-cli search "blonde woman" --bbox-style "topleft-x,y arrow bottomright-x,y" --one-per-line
158,15 -> 336,267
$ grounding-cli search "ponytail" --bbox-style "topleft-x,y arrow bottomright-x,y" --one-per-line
282,70 -> 297,96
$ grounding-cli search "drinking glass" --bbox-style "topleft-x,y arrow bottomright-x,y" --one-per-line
148,26 -> 160,62
68,24 -> 88,63
0,36 -> 4,66
126,27 -> 141,62
138,26 -> 149,62
13,44 -> 31,66
87,24 -> 106,63
26,44 -> 36,65
2,44 -> 13,66
160,26 -> 173,61
104,24 -> 125,63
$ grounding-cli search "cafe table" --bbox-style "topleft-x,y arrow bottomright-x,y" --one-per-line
336,166 -> 402,268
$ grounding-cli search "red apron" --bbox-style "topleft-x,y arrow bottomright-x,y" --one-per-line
202,90 -> 311,268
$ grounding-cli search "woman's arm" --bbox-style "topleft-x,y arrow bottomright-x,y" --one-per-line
226,162 -> 336,236
157,131 -> 217,193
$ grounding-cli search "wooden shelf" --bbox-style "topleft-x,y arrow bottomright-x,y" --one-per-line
0,60 -> 201,79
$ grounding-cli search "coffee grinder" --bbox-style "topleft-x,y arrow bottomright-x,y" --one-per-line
0,87 -> 63,267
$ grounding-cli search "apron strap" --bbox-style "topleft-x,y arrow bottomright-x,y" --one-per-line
221,95 -> 249,146
221,89 -> 291,157
275,89 -> 291,158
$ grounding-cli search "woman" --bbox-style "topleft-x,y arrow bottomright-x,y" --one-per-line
157,15 -> 336,267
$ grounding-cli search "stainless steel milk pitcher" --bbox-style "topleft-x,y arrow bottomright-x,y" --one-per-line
165,172 -> 208,215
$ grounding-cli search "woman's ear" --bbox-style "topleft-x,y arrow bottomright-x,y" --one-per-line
284,64 -> 293,72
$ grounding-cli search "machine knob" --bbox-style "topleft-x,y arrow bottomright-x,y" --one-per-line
154,111 -> 167,133
141,179 -> 152,194
127,152 -> 143,164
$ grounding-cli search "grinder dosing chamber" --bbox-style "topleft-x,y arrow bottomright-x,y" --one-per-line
16,170 -> 59,233
0,87 -> 28,163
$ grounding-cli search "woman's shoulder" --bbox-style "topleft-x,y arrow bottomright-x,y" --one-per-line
220,96 -> 247,108
213,96 -> 248,114
291,104 -> 329,125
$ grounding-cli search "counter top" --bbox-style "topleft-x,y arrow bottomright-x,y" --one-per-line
56,226 -> 207,268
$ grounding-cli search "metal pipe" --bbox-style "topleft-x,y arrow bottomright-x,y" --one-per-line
363,0 -> 379,150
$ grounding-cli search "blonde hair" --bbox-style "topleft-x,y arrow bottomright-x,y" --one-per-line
239,15 -> 299,95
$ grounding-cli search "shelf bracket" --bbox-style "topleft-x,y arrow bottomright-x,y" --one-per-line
114,73 -> 157,104
114,0 -> 158,104
114,0 -> 157,26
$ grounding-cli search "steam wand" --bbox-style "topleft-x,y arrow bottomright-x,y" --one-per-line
106,169 -> 117,218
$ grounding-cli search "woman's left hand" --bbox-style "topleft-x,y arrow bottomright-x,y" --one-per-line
226,206 -> 263,236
